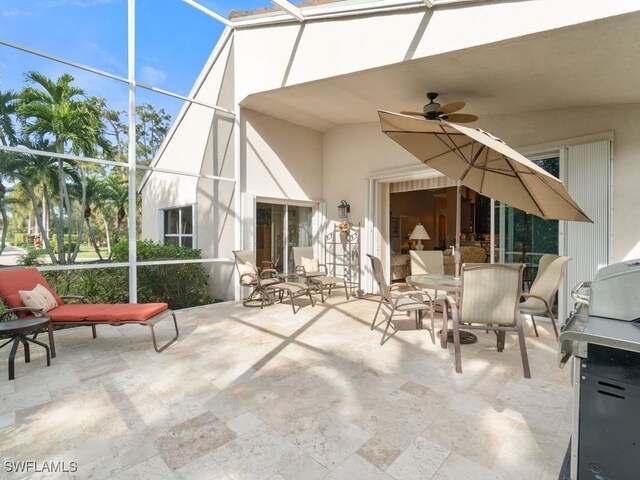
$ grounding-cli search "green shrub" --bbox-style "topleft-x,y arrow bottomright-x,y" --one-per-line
112,240 -> 212,309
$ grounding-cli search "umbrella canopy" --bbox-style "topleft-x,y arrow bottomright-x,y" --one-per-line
378,110 -> 592,223
378,110 -> 591,277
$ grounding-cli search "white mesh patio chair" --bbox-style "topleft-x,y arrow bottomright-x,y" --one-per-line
367,254 -> 435,345
409,250 -> 447,303
447,263 -> 531,378
520,254 -> 571,339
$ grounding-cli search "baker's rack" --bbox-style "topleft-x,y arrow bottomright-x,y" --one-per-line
326,221 -> 362,297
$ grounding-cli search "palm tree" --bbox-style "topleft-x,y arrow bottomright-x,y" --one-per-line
16,72 -> 111,264
102,172 -> 128,244
0,89 -> 18,147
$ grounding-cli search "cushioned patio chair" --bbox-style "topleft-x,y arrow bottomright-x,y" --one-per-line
446,263 -> 530,378
367,254 -> 435,345
520,254 -> 571,339
292,246 -> 349,302
233,250 -> 282,308
409,250 -> 447,304
0,267 -> 179,354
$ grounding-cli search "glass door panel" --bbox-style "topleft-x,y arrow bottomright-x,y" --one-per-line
256,202 -> 313,273
496,157 -> 560,287
287,205 -> 313,272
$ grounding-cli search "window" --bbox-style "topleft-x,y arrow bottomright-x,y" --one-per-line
163,206 -> 194,248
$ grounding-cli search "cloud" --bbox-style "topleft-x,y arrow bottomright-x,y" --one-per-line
2,8 -> 35,17
139,66 -> 167,87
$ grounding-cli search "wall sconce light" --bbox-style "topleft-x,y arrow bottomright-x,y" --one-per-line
338,200 -> 350,219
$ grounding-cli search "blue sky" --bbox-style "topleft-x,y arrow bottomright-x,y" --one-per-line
0,0 -> 268,119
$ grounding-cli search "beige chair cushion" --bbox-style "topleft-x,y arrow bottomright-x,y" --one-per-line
18,283 -> 59,312
237,262 -> 258,285
301,256 -> 319,273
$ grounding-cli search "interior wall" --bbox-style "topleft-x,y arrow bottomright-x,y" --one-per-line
390,190 -> 439,252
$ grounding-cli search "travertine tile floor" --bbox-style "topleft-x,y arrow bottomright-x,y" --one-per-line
0,295 -> 571,479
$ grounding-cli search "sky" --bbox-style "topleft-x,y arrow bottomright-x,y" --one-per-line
0,0 -> 269,121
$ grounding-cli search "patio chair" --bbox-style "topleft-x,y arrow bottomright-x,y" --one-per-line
367,254 -> 435,345
0,267 -> 179,354
519,254 -> 571,339
446,263 -> 530,378
409,250 -> 447,303
233,250 -> 281,308
292,246 -> 349,302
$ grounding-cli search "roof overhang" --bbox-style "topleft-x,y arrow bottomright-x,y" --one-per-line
241,11 -> 640,131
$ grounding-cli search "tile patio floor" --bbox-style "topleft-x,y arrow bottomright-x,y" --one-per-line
0,294 -> 571,479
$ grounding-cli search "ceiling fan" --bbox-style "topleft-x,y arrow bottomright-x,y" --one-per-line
401,92 -> 478,123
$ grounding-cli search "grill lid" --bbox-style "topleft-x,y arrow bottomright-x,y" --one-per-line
589,259 -> 640,322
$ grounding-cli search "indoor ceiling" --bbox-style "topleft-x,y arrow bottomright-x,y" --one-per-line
241,11 -> 640,131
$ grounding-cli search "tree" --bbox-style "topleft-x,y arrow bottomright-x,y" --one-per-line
16,72 -> 111,263
102,171 -> 129,244
0,89 -> 18,254
136,103 -> 170,165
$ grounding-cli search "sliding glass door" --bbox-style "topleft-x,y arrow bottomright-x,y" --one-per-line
496,156 -> 560,286
256,202 -> 313,273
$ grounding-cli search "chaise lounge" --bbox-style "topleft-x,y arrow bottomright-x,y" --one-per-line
0,267 -> 179,354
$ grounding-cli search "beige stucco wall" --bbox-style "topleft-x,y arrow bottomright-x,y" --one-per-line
141,38 -> 237,301
242,108 -> 322,201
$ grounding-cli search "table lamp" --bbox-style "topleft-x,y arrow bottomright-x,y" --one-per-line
409,222 -> 430,251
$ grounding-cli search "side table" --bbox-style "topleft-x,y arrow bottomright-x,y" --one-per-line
0,316 -> 54,380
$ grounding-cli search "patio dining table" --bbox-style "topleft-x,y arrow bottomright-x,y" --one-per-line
406,273 -> 477,348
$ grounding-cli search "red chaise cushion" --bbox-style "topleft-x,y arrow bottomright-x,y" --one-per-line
0,267 -> 64,309
47,303 -> 168,323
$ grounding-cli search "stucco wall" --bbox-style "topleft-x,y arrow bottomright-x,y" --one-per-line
242,108 -> 322,201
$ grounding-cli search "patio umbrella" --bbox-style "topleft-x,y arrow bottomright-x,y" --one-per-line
378,110 -> 591,275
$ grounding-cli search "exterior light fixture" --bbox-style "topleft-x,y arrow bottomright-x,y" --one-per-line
409,222 -> 430,251
338,200 -> 350,219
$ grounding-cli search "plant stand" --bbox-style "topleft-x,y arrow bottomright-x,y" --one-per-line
326,222 -> 362,297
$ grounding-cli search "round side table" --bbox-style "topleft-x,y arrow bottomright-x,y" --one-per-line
0,316 -> 53,380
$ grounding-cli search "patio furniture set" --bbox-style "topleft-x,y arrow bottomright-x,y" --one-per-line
233,247 -> 350,314
368,250 -> 571,379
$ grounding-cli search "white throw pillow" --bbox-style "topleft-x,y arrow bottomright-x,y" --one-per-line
301,256 -> 319,273
238,261 -> 258,285
18,283 -> 58,312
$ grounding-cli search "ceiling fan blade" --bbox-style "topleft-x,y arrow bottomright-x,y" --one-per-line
438,101 -> 465,114
441,113 -> 479,123
400,111 -> 426,117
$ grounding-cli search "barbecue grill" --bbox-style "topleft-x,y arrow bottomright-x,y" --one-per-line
558,259 -> 640,480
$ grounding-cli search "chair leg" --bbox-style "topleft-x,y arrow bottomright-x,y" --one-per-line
547,308 -> 559,340
496,331 -> 506,352
91,324 -> 97,339
517,323 -> 532,379
48,321 -> 56,358
380,310 -> 396,345
308,288 -> 315,308
529,314 -> 539,337
371,299 -> 383,330
149,311 -> 180,353
452,318 -> 462,373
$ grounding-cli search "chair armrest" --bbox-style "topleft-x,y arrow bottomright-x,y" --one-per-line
390,282 -> 410,291
445,294 -> 459,322
259,268 -> 278,279
520,292 -> 551,310
0,306 -> 47,321
318,264 -> 329,275
60,295 -> 91,304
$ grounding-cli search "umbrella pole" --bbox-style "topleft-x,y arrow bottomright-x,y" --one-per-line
455,181 -> 461,278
